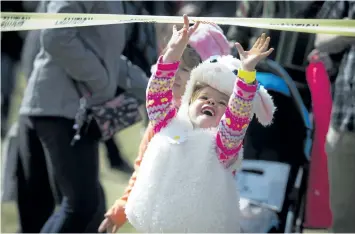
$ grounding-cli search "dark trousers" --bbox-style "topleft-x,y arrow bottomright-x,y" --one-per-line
17,116 -> 106,233
1,53 -> 16,137
104,138 -> 123,168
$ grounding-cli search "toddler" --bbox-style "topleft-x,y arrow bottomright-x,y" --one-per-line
100,22 -> 230,233
124,15 -> 276,233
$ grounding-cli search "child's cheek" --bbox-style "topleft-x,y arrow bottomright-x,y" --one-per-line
221,106 -> 227,116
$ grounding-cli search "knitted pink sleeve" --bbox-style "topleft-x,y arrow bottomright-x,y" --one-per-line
216,78 -> 258,168
146,56 -> 180,133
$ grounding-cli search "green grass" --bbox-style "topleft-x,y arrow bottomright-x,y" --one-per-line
1,71 -> 139,233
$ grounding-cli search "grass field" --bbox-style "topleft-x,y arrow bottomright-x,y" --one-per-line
1,71 -> 139,233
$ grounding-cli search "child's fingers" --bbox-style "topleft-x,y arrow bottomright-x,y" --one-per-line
98,219 -> 109,232
112,225 -> 118,233
258,33 -> 266,49
260,37 -> 271,52
235,42 -> 245,56
188,21 -> 200,36
183,14 -> 189,29
107,223 -> 115,233
173,25 -> 177,34
194,21 -> 200,31
261,48 -> 274,57
252,37 -> 261,49
182,27 -> 188,38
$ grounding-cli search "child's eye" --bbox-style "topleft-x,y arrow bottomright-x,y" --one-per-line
219,101 -> 227,106
199,96 -> 208,100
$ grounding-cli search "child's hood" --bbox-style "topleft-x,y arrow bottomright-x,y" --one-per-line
178,55 -> 276,127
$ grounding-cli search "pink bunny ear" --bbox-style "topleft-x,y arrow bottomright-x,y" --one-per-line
252,85 -> 276,126
189,24 -> 230,61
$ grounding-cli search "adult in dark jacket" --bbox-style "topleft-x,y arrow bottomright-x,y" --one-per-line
17,1 -> 129,232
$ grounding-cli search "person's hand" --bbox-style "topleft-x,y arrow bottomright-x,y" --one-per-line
163,14 -> 200,63
235,33 -> 274,71
98,217 -> 119,233
307,49 -> 334,71
307,49 -> 321,62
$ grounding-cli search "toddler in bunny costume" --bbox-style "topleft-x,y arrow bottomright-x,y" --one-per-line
100,21 -> 232,233
126,16 -> 276,233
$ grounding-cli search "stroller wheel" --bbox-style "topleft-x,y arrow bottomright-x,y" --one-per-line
284,195 -> 306,233
294,195 -> 306,233
284,207 -> 295,233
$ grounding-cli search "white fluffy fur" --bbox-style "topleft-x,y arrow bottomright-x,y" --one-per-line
125,117 -> 241,233
252,85 -> 276,126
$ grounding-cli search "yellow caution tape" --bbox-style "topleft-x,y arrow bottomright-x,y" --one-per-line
1,12 -> 355,36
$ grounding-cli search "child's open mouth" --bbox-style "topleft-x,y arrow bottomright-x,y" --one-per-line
201,106 -> 215,117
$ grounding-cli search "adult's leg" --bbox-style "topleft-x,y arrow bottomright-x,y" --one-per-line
1,53 -> 16,137
104,138 -> 123,167
326,126 -> 355,233
33,117 -> 106,233
16,116 -> 56,233
104,138 -> 134,173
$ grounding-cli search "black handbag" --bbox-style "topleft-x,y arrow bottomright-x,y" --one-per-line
70,81 -> 142,145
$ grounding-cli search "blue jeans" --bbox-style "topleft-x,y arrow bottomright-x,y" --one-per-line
17,116 -> 106,233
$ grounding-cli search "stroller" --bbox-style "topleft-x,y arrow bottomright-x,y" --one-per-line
236,59 -> 313,233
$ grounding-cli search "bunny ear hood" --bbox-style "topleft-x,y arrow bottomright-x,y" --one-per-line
188,24 -> 230,61
178,55 -> 276,126
252,85 -> 276,126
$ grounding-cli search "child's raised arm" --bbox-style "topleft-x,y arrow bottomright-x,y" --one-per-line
146,57 -> 179,134
146,15 -> 199,133
216,33 -> 274,168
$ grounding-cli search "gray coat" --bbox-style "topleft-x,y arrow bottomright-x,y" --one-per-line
20,1 -> 131,119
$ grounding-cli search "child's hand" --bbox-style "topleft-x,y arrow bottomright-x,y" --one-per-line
235,33 -> 274,71
98,217 -> 119,233
163,14 -> 200,63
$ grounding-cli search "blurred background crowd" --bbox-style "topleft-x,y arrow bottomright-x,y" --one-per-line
1,1 -> 354,233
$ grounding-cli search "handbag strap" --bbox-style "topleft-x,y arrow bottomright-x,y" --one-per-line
70,78 -> 91,99
69,79 -> 92,146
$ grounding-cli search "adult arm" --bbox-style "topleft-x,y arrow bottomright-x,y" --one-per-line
315,34 -> 355,54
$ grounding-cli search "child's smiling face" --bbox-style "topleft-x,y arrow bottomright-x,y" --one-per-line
188,85 -> 229,128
